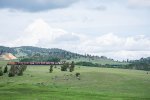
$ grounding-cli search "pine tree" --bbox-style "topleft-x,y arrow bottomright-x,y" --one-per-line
69,61 -> 75,72
61,62 -> 69,71
49,65 -> 53,73
0,67 -> 3,76
4,65 -> 8,73
8,65 -> 16,77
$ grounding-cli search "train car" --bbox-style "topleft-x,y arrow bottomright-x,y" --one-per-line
7,61 -> 65,65
7,62 -> 16,65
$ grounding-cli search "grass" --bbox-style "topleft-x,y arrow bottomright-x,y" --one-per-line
66,57 -> 128,65
0,62 -> 150,100
0,60 -> 9,66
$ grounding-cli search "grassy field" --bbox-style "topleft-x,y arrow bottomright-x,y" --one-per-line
0,63 -> 150,100
66,57 -> 128,65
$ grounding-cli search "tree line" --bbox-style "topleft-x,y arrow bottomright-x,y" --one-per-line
76,59 -> 150,71
0,65 -> 27,77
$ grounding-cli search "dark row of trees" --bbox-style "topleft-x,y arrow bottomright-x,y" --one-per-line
8,65 -> 27,77
0,65 -> 27,77
49,61 -> 75,73
76,61 -> 124,68
127,57 -> 150,71
60,61 -> 75,72
0,66 -> 8,76
76,60 -> 150,71
0,46 -> 112,61
20,57 -> 60,62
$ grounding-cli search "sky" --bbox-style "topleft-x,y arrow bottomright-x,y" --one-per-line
0,0 -> 150,60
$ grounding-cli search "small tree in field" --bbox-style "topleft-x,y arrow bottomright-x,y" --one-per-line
17,65 -> 23,76
61,62 -> 69,71
49,65 -> 53,73
8,72 -> 15,77
0,67 -> 3,76
21,65 -> 27,72
8,65 -> 16,77
8,65 -> 27,77
17,69 -> 23,76
69,61 -> 75,72
4,65 -> 8,73
17,65 -> 27,76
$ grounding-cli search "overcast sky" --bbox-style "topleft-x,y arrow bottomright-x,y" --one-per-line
0,0 -> 150,60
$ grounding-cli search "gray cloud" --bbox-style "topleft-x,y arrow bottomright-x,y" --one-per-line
128,0 -> 150,9
0,0 -> 78,12
91,5 -> 107,11
54,34 -> 80,43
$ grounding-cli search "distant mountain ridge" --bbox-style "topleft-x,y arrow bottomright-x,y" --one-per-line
0,46 -> 80,58
0,46 -> 129,65
0,46 -> 111,60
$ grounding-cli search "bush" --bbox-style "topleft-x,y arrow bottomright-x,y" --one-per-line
8,65 -> 16,77
22,65 -> 27,72
17,65 -> 27,76
49,65 -> 53,73
3,65 -> 8,73
8,72 -> 15,77
17,69 -> 23,76
0,67 -> 3,76
8,65 -> 27,77
76,61 -> 101,67
69,61 -> 75,72
61,62 -> 69,71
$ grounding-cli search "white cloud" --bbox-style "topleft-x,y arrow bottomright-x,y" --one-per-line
1,18 -> 150,60
94,50 -> 150,61
129,0 -> 150,7
81,33 -> 150,60
6,18 -> 82,47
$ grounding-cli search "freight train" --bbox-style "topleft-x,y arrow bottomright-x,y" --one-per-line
7,61 -> 65,65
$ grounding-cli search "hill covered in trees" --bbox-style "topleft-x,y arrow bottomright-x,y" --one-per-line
0,46 -> 81,58
127,57 -> 150,71
1,46 -> 150,71
0,46 -> 117,63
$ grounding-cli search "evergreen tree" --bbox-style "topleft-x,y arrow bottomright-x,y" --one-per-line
4,65 -> 8,73
49,65 -> 53,73
8,65 -> 16,77
61,62 -> 69,71
17,69 -> 23,76
0,67 -> 3,76
17,65 -> 24,76
69,61 -> 75,72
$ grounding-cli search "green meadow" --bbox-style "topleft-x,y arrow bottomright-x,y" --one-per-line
0,62 -> 150,100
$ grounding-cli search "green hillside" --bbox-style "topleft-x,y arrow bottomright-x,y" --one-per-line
0,46 -> 127,65
0,65 -> 150,100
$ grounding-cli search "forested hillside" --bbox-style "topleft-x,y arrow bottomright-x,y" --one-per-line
0,46 -> 116,63
128,57 -> 150,71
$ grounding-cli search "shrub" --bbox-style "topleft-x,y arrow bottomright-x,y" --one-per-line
17,65 -> 27,76
8,65 -> 16,77
0,67 -> 3,76
22,65 -> 27,72
49,65 -> 53,73
8,72 -> 15,77
69,61 -> 75,72
75,73 -> 80,80
76,61 -> 96,67
17,69 -> 23,76
61,62 -> 69,71
75,73 -> 80,77
3,65 -> 8,73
